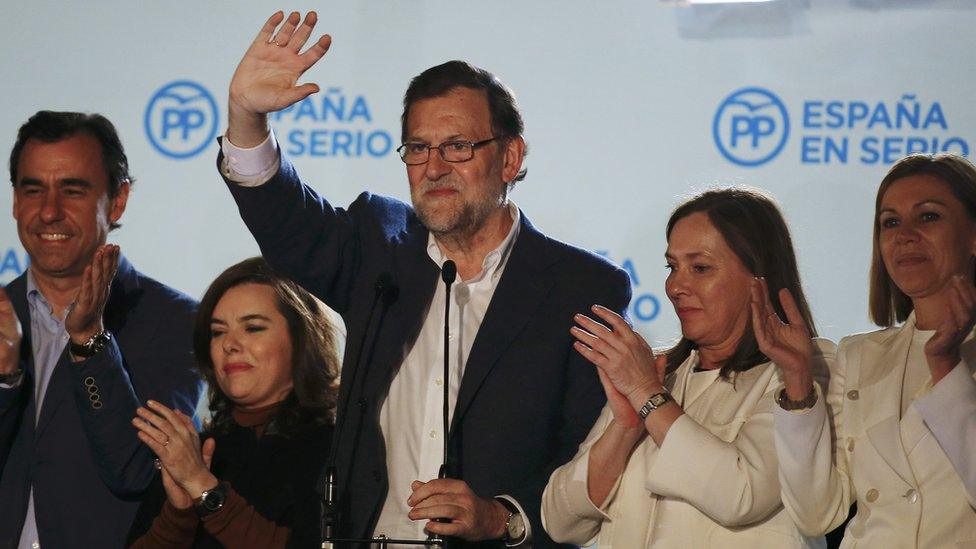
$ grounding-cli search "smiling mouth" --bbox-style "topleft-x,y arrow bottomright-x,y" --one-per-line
38,233 -> 71,241
896,255 -> 928,266
223,364 -> 253,375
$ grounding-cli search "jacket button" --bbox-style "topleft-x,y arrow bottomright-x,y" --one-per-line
84,376 -> 96,387
847,438 -> 855,452
866,488 -> 879,502
358,398 -> 368,408
904,488 -> 918,504
847,390 -> 860,401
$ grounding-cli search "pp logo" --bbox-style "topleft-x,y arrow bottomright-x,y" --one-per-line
144,80 -> 219,159
713,87 -> 789,167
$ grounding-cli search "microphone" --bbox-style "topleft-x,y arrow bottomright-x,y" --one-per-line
429,260 -> 457,546
321,272 -> 396,548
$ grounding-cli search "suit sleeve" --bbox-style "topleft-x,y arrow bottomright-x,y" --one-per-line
646,340 -> 837,528
541,405 -> 617,545
220,151 -> 361,313
774,336 -> 854,535
70,298 -> 201,496
0,373 -> 27,476
912,359 -> 976,507
505,266 -> 630,545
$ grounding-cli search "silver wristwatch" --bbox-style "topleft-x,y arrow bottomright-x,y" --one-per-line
637,390 -> 674,420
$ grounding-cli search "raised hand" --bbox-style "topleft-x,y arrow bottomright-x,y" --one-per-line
228,11 -> 332,147
750,277 -> 814,400
134,400 -> 218,499
571,305 -> 664,407
65,244 -> 119,350
925,275 -> 976,383
0,288 -> 22,375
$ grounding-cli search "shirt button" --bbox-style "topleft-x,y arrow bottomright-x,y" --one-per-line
435,377 -> 444,387
866,488 -> 879,502
448,332 -> 455,341
428,430 -> 437,439
847,390 -> 860,401
32,542 -> 39,549
904,488 -> 918,504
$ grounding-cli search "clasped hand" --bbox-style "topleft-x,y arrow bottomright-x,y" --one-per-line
133,400 -> 216,510
406,478 -> 509,541
571,305 -> 667,428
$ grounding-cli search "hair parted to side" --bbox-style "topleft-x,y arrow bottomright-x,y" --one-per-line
869,153 -> 976,327
664,187 -> 818,380
401,60 -> 528,184
9,111 -> 133,230
193,257 -> 341,436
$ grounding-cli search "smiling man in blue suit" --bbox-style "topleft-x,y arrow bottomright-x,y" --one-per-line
218,12 -> 631,548
0,111 -> 202,548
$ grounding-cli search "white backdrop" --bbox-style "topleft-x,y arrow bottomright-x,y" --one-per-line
2,0 -> 975,346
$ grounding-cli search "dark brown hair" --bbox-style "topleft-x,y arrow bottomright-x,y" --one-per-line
194,257 -> 340,436
665,187 -> 817,379
401,60 -> 528,183
10,111 -> 132,230
869,153 -> 976,327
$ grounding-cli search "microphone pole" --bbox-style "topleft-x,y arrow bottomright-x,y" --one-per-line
429,260 -> 457,546
321,273 -> 394,549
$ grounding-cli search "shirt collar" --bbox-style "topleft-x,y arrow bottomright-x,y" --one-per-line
426,201 -> 521,284
26,269 -> 67,323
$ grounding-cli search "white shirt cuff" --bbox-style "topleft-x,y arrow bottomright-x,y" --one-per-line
495,494 -> 532,546
220,130 -> 280,187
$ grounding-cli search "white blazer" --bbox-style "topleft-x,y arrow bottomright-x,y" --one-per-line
542,340 -> 835,548
775,313 -> 976,548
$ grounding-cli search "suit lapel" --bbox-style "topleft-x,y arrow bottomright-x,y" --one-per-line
451,214 -> 555,429
859,319 -> 916,489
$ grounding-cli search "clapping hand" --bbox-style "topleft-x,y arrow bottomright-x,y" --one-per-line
134,400 -> 218,505
65,244 -> 119,355
0,288 -> 22,376
571,305 -> 666,416
924,275 -> 976,383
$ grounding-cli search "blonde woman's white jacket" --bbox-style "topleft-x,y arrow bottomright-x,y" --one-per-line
774,313 -> 976,548
541,339 -> 835,549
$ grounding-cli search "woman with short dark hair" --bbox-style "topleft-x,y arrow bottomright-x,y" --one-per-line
127,257 -> 340,548
772,153 -> 976,547
542,188 -> 833,548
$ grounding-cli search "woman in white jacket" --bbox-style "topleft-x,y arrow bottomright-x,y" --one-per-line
770,153 -> 976,548
542,188 -> 832,548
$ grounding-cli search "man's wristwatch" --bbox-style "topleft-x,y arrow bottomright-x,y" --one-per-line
69,331 -> 112,358
195,482 -> 228,518
777,387 -> 818,410
0,369 -> 23,386
496,498 -> 526,544
637,389 -> 674,420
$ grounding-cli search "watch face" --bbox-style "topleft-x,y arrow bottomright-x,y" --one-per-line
202,490 -> 224,511
508,513 -> 525,539
649,393 -> 668,407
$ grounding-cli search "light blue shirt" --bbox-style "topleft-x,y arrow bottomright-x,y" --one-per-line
18,271 -> 70,549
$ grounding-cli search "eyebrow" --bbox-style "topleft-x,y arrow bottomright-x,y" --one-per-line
209,313 -> 271,325
16,177 -> 93,189
403,134 -> 465,143
879,199 -> 949,215
665,251 -> 708,260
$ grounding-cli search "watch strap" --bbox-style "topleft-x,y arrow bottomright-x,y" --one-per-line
195,481 -> 228,518
777,387 -> 818,411
69,331 -> 112,358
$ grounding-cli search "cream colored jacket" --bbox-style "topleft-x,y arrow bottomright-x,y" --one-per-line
542,340 -> 835,548
775,314 -> 976,548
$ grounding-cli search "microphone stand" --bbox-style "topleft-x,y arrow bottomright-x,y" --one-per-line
320,267 -> 455,549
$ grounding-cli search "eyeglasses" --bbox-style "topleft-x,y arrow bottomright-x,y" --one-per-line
396,136 -> 503,165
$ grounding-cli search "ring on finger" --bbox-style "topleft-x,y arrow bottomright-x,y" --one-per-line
163,438 -> 170,446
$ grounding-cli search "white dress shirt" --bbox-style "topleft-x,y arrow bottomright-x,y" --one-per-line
221,132 -> 531,547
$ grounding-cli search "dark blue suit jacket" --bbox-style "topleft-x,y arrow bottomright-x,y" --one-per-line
224,155 -> 631,548
0,257 -> 202,548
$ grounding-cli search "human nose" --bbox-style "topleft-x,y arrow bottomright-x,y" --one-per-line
39,192 -> 64,223
665,270 -> 689,300
221,330 -> 242,355
424,145 -> 452,181
894,220 -> 920,244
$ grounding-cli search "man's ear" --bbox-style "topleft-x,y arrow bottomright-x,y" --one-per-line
108,180 -> 130,224
501,136 -> 526,184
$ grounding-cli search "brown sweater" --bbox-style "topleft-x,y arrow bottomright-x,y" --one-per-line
130,403 -> 293,548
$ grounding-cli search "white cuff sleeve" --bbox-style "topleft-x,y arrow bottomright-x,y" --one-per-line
220,130 -> 280,187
